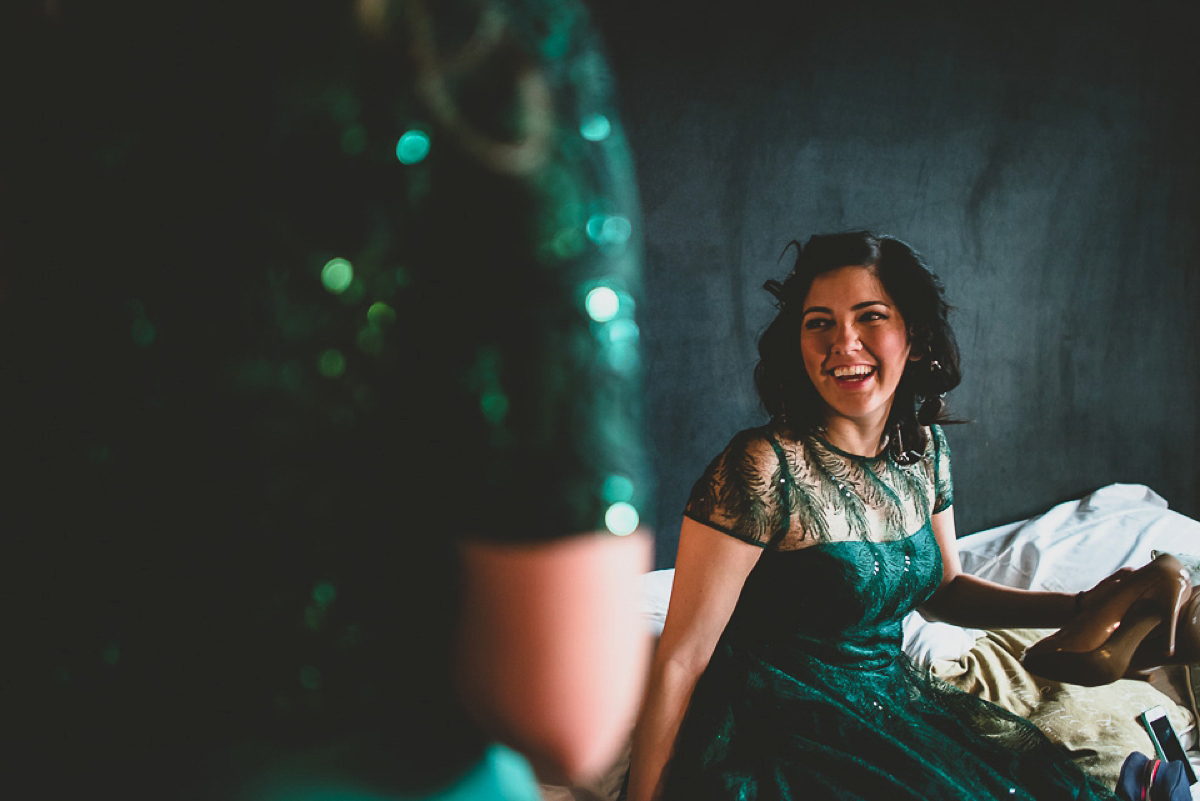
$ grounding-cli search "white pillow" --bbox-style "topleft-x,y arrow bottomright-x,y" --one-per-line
957,483 -> 1200,593
641,568 -> 674,638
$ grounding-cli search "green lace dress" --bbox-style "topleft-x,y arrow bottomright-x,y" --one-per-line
663,424 -> 1113,801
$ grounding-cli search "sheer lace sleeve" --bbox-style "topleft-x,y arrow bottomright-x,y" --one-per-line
683,428 -> 787,547
930,425 -> 953,513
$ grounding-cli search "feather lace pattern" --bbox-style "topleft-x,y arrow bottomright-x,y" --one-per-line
685,424 -> 949,551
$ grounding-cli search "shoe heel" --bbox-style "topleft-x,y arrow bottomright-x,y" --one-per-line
1143,555 -> 1189,657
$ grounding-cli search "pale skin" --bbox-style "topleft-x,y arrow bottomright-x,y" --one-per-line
458,529 -> 653,785
626,266 -> 1122,801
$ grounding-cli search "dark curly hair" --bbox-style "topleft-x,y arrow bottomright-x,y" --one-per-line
754,231 -> 962,463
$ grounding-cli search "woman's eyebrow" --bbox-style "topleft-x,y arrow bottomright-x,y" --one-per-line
802,300 -> 891,316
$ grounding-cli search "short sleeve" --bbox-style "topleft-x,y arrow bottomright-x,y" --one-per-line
683,429 -> 787,547
930,425 -> 953,514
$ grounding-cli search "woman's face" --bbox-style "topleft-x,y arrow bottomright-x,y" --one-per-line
799,266 -> 913,430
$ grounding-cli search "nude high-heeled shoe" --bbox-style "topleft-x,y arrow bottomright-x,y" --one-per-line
1022,554 -> 1190,687
1125,584 -> 1200,675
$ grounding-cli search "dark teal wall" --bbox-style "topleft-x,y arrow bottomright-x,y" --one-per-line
593,0 -> 1200,569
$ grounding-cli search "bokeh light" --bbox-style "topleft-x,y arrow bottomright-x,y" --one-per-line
605,502 -> 639,536
585,286 -> 620,322
396,129 -> 431,164
601,318 -> 641,372
318,349 -> 346,378
481,390 -> 509,424
367,301 -> 396,327
605,318 -> 640,343
321,258 -> 354,294
586,213 -> 632,246
312,581 -> 336,607
602,474 -> 634,503
580,114 -> 612,141
357,327 -> 384,355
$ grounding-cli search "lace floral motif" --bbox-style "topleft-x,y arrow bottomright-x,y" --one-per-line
685,424 -> 952,549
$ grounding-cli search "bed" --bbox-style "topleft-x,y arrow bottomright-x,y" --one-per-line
540,483 -> 1200,800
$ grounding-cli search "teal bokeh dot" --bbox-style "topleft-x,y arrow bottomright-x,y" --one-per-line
580,114 -> 612,141
585,286 -> 620,322
396,129 -> 431,164
586,213 -> 632,246
321,258 -> 354,294
367,301 -> 396,327
602,475 -> 634,503
312,581 -> 336,607
605,502 -> 639,536
481,391 -> 510,424
318,349 -> 346,378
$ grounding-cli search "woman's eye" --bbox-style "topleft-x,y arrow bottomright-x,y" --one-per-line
860,311 -> 887,322
803,318 -> 831,330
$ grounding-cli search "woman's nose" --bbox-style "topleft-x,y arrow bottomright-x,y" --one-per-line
831,323 -> 862,354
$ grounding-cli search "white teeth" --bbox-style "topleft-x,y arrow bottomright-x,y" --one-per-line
832,365 -> 874,378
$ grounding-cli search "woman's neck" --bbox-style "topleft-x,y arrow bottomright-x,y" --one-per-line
820,415 -> 888,457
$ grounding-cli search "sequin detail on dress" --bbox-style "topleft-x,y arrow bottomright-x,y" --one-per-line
670,425 -> 1113,800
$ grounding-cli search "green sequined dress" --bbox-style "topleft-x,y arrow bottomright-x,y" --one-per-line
663,424 -> 1113,801
8,1 -> 646,798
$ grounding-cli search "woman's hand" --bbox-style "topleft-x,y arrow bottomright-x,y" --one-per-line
1074,566 -> 1135,616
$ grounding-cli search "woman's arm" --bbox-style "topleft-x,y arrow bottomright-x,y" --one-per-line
456,529 -> 653,785
920,507 -> 1120,629
625,517 -> 764,801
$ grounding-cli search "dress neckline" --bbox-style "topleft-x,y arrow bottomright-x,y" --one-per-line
767,420 -> 893,464
809,429 -> 893,465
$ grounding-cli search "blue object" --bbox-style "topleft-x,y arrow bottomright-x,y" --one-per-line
1115,752 -> 1190,801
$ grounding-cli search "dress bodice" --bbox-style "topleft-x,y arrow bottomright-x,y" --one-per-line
684,423 -> 952,670
723,525 -> 943,670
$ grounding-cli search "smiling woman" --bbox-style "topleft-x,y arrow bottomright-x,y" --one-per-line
798,266 -> 914,452
624,231 -> 1129,801
756,231 -> 962,464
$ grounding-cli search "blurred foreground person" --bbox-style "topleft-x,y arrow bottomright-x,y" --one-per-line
5,0 -> 651,798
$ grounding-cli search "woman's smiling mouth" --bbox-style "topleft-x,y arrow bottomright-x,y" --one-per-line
828,364 -> 877,384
